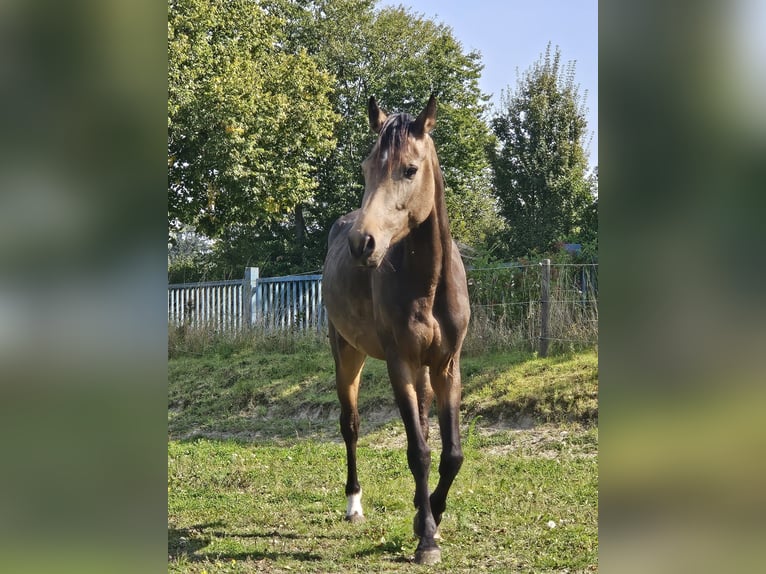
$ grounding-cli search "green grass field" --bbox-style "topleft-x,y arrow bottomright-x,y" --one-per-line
169,342 -> 598,572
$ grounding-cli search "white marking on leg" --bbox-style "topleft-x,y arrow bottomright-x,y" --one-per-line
346,489 -> 364,518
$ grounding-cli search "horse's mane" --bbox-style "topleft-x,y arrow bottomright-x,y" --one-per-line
374,113 -> 415,174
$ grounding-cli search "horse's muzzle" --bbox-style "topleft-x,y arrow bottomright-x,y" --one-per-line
348,230 -> 377,266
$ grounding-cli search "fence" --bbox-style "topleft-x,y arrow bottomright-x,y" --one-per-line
167,268 -> 325,333
168,261 -> 598,353
466,259 -> 598,354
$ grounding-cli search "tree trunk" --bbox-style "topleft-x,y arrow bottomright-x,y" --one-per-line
294,204 -> 306,264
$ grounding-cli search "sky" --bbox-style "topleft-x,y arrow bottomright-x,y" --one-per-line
379,0 -> 599,169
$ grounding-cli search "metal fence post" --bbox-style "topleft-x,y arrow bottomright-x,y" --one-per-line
243,267 -> 259,330
540,258 -> 550,357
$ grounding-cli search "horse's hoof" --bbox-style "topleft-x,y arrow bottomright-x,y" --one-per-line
345,512 -> 365,524
414,547 -> 441,565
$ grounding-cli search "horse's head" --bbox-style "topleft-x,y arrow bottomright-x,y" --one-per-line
348,95 -> 439,267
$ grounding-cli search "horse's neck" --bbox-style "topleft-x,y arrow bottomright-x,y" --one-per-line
403,189 -> 453,297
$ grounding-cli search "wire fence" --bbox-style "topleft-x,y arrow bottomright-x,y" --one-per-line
465,261 -> 598,354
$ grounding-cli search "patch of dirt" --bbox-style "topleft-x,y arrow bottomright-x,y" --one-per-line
478,423 -> 598,459
361,418 -> 597,461
170,407 -> 597,462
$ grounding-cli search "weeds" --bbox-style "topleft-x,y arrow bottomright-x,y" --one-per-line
169,323 -> 328,359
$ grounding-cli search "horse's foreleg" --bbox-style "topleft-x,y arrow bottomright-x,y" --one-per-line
429,356 -> 465,528
388,359 -> 441,565
330,324 -> 367,523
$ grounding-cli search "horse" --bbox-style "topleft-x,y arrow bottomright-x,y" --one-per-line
322,95 -> 470,565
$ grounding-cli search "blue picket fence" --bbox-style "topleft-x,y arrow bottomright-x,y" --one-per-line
168,268 -> 325,333
256,273 -> 326,331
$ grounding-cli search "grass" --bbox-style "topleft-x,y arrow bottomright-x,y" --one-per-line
169,336 -> 598,572
461,351 -> 599,425
168,431 -> 597,573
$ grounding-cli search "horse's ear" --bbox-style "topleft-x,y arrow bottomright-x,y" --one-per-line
368,96 -> 387,133
413,94 -> 437,137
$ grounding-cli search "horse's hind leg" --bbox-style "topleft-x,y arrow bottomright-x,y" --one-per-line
416,366 -> 434,442
428,356 -> 465,529
329,322 -> 367,523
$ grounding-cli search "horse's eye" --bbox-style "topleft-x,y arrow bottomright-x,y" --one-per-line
404,165 -> 418,179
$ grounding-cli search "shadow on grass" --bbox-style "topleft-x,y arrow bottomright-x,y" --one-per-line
169,523 -> 215,559
169,522 -> 337,563
351,540 -> 412,563
171,406 -> 403,445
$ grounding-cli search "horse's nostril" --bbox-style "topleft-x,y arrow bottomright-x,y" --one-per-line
348,231 -> 375,261
362,235 -> 375,258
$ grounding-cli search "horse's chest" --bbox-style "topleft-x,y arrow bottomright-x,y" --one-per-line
406,310 -> 440,352
374,291 -> 440,354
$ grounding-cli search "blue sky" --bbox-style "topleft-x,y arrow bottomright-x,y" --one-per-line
379,0 -> 598,169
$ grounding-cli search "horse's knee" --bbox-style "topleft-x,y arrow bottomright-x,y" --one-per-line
439,447 -> 463,476
406,444 -> 431,479
339,410 -> 359,442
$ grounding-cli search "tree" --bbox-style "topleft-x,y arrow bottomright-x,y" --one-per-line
167,225 -> 214,283
578,166 -> 598,258
489,44 -> 593,258
168,0 -> 338,238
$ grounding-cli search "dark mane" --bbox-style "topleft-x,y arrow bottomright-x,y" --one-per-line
375,112 -> 415,173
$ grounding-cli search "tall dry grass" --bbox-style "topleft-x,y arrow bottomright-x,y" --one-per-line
168,321 -> 327,359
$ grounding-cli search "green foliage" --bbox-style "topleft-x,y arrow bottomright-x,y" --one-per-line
168,0 -> 338,238
167,5 -> 599,278
168,225 -> 216,283
578,167 -> 599,259
489,44 -> 594,259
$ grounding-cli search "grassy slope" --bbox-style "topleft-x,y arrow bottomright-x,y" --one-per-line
168,345 -> 597,441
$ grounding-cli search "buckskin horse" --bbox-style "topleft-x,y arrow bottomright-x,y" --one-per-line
322,95 -> 470,565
